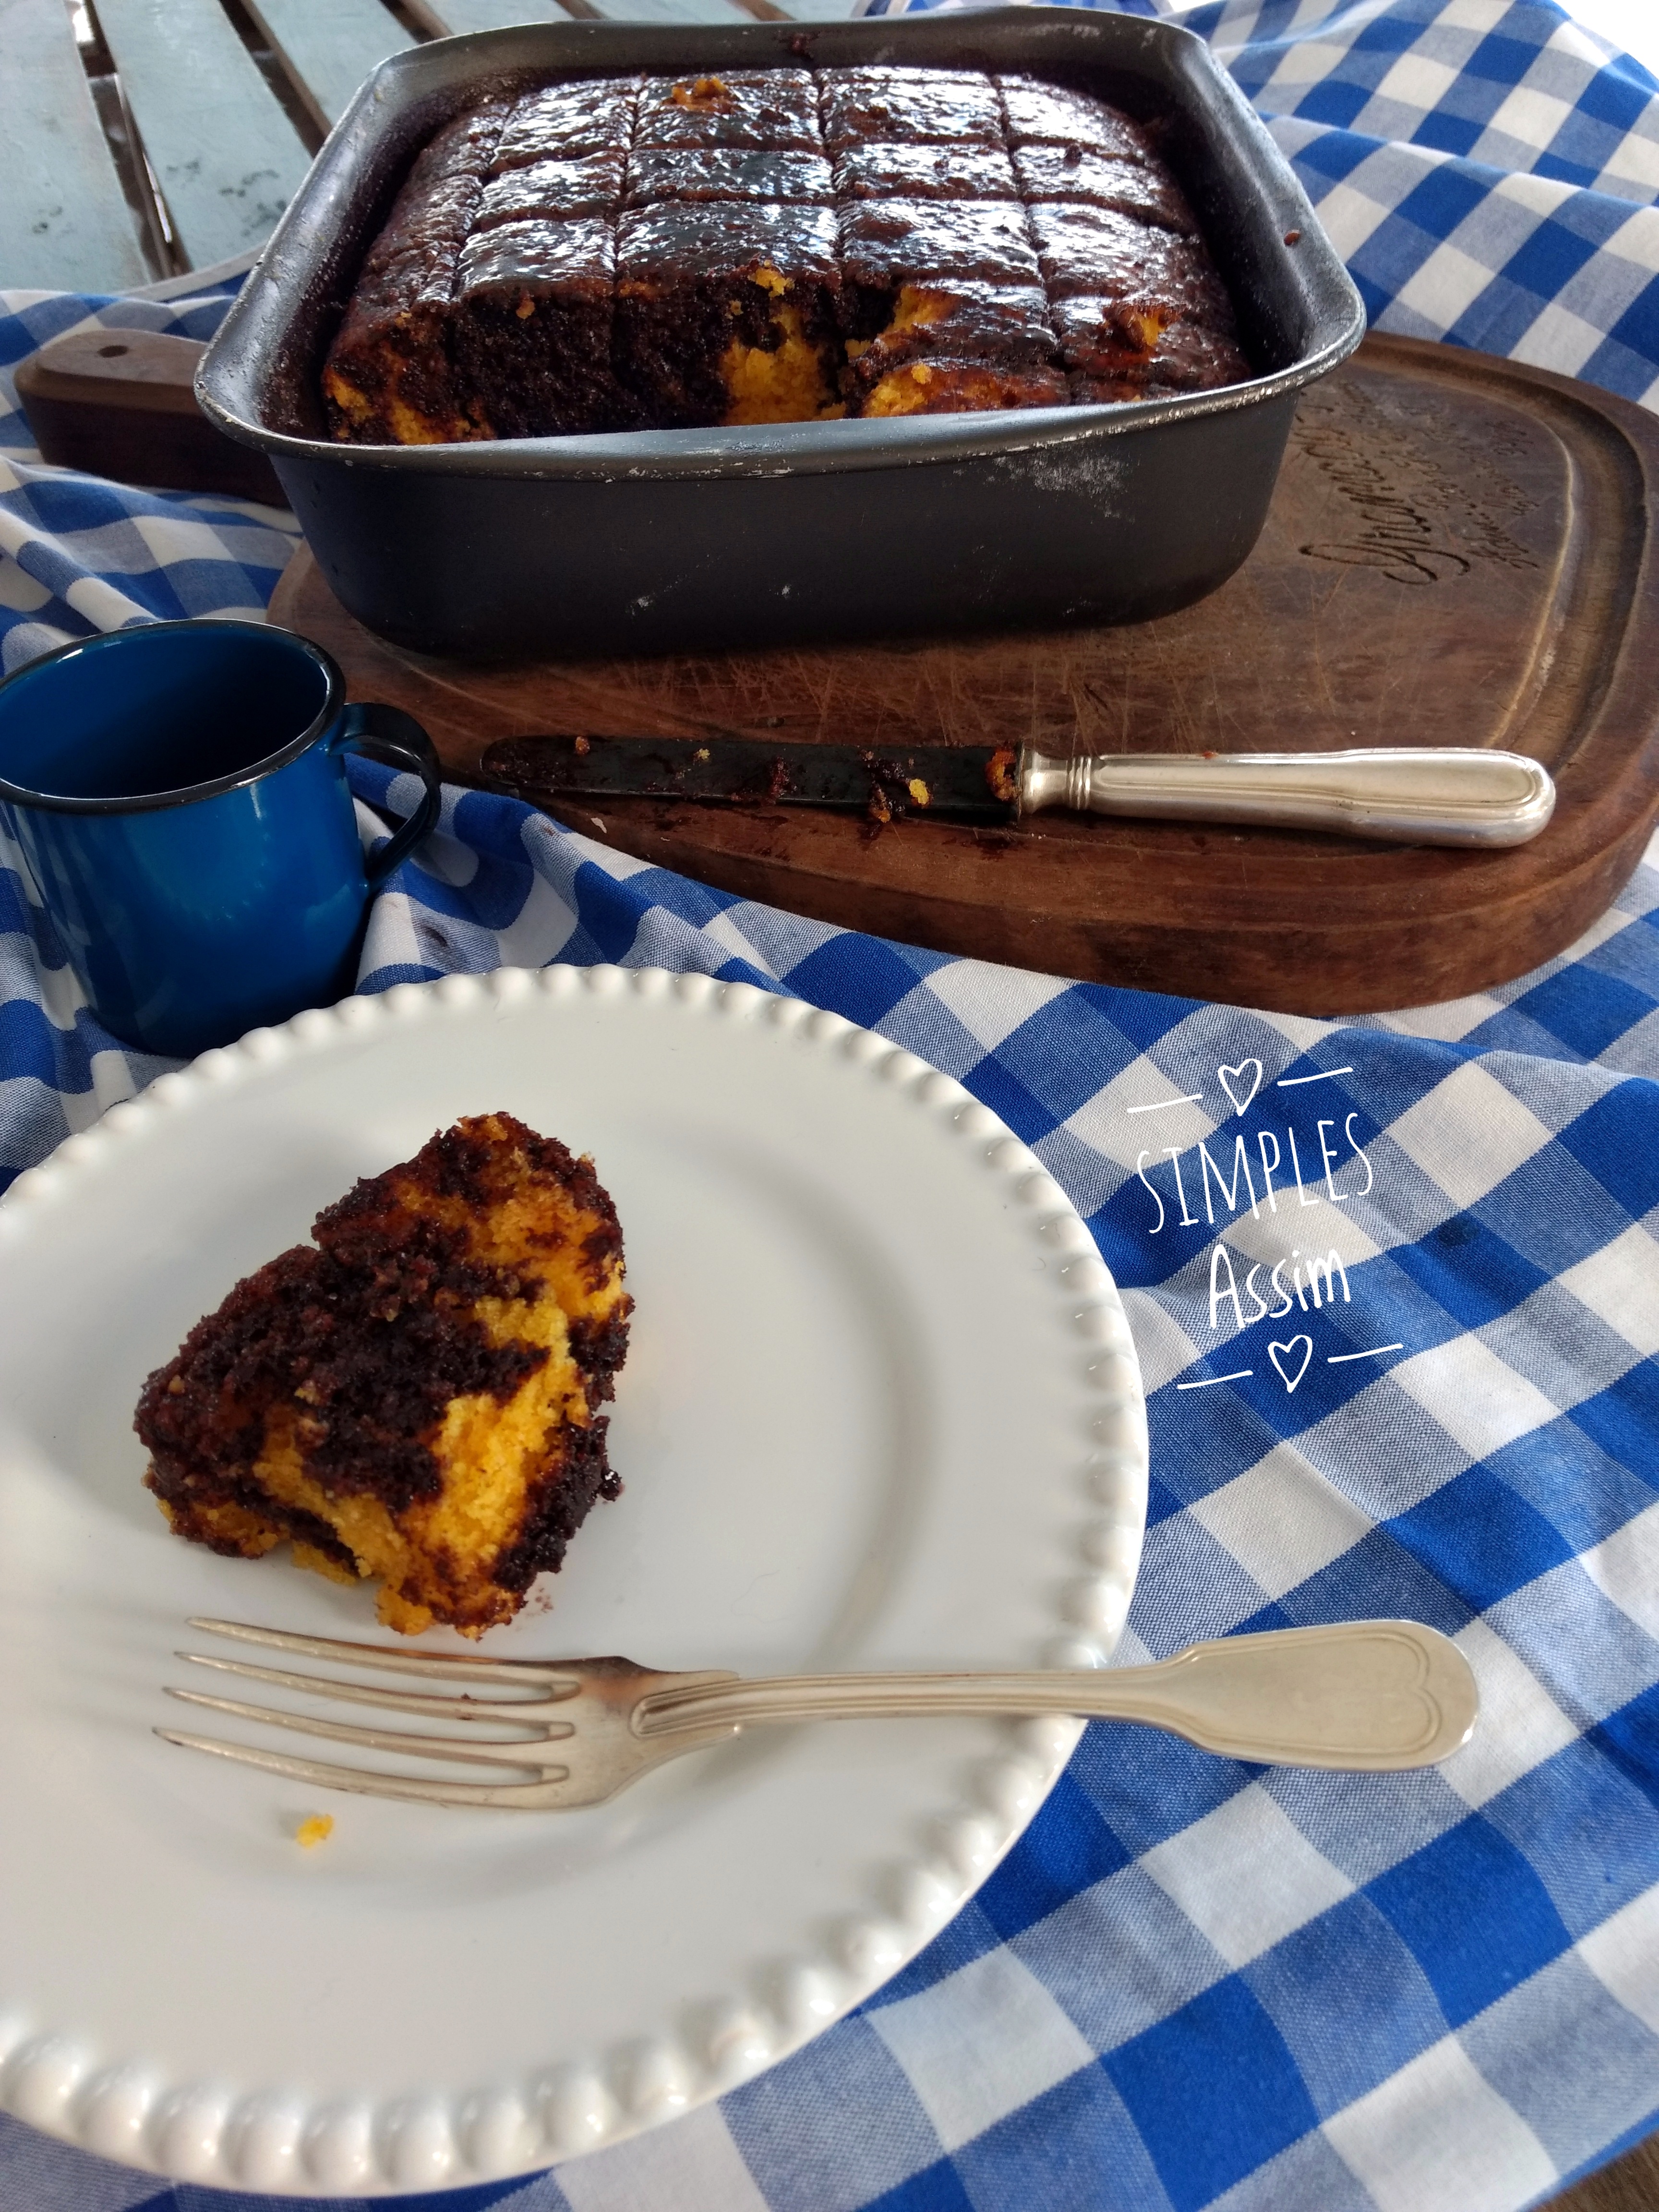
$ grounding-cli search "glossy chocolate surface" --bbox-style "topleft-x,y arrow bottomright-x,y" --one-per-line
838,198 -> 1042,288
997,74 -> 1157,161
818,67 -> 1005,147
493,79 -> 637,170
324,60 -> 1251,443
458,217 -> 616,302
1012,144 -> 1192,230
832,142 -> 1019,201
617,200 -> 839,285
474,152 -> 628,231
636,70 -> 820,149
624,147 -> 833,206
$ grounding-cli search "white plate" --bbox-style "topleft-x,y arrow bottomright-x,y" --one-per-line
0,967 -> 1147,2196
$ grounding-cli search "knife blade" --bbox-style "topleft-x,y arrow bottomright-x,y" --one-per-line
484,734 -> 1019,824
480,736 -> 1556,848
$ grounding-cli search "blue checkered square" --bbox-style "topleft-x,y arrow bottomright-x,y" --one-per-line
7,0 -> 1659,2196
1104,1976 -> 1321,2211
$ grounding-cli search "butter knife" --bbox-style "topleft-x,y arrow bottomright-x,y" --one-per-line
481,737 -> 1555,848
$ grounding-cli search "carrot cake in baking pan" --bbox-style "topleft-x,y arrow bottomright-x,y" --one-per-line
322,64 -> 1252,441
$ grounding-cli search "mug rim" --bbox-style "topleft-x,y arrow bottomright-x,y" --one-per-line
0,618 -> 346,817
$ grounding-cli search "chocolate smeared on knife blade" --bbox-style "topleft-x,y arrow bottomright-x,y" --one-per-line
480,736 -> 1555,848
484,736 -> 1023,825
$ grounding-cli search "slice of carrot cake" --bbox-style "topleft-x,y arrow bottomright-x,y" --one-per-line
135,1113 -> 631,1638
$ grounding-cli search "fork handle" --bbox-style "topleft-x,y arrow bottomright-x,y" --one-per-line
635,1621 -> 1477,1771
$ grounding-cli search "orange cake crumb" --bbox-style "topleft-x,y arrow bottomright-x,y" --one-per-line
135,1114 -> 632,1638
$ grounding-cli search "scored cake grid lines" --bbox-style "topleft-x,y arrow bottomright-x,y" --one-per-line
993,72 -> 1065,404
323,66 -> 1252,442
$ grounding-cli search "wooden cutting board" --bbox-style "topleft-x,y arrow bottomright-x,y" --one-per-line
271,333 -> 1659,1014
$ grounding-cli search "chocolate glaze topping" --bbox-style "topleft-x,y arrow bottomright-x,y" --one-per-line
323,64 -> 1253,441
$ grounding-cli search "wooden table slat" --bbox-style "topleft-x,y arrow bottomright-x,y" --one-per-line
238,0 -> 416,131
420,0 -> 857,25
410,0 -> 569,32
0,0 -> 150,291
581,0 -> 771,21
91,0 -> 315,268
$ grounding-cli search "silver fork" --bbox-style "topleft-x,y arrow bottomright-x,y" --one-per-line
158,1616 -> 1479,1809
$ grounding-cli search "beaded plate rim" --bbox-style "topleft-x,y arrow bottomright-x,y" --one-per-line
0,964 -> 1149,2196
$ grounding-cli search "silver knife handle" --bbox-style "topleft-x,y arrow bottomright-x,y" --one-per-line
1018,747 -> 1556,847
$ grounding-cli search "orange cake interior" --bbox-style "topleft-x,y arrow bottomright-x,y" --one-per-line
135,1113 -> 631,1637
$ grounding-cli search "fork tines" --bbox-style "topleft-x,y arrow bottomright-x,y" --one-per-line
158,1618 -> 582,1809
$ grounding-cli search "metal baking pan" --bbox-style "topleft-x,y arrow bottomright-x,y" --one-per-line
198,9 -> 1366,661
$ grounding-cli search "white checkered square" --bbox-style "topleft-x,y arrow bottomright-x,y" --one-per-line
1322,2036 -> 1557,2212
1374,992 -> 1505,1045
1066,1063 -> 1214,1177
1367,49 -> 1464,118
1589,203 -> 1659,283
917,960 -> 1070,1054
1141,1785 -> 1354,1969
1512,299 -> 1617,378
1476,81 -> 1576,155
494,869 -> 584,969
0,557 -> 49,613
1580,1501 -> 1659,1643
1578,1884 -> 1659,2037
1391,1334 -> 1560,1462
1394,240 -> 1503,329
1438,0 -> 1523,31
1557,1225 -> 1659,1360
1386,1062 -> 1556,1210
1281,169 -> 1405,259
1217,1204 -> 1383,1280
1121,1288 -> 1202,1396
1439,1621 -> 1579,1810
1597,131 -> 1659,199
1253,34 -> 1354,96
557,2105 -> 770,2212
1188,1442 -> 1375,1602
1064,1004 -> 1300,1174
1253,1008 -> 1341,1058
868,1948 -> 1095,2152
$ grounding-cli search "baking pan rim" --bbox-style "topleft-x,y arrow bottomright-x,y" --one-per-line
196,8 -> 1367,486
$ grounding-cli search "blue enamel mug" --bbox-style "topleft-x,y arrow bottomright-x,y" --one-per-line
0,619 -> 442,1058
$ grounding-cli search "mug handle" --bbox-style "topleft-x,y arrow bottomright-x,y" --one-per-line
331,702 -> 444,885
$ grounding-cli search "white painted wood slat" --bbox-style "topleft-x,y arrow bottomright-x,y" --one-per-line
0,0 -> 149,289
420,0 -> 782,27
238,0 -> 416,131
91,0 -> 315,268
583,0 -> 758,20
410,0 -> 568,34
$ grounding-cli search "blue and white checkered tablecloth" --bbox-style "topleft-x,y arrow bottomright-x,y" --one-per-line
3,4 -> 1659,2209
864,0 -> 1659,412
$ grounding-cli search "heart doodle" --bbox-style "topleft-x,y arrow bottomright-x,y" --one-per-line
1217,1059 -> 1263,1118
1269,1336 -> 1314,1393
